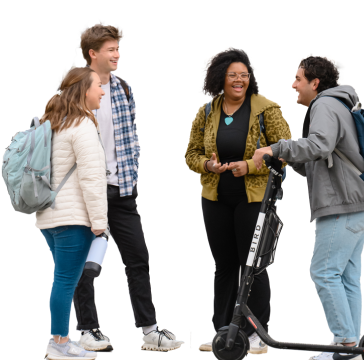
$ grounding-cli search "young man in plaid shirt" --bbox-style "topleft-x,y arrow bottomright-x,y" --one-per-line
73,24 -> 183,352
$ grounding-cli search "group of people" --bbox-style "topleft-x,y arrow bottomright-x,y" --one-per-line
26,23 -> 364,360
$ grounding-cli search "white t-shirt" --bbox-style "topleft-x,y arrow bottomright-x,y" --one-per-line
93,82 -> 119,186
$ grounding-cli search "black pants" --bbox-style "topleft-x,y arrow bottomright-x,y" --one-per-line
73,185 -> 156,330
202,193 -> 271,336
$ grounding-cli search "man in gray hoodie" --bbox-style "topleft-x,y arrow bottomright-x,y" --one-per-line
253,56 -> 364,360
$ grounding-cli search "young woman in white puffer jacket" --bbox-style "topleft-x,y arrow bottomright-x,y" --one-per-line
36,67 -> 107,360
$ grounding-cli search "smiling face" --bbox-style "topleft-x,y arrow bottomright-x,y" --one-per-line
292,67 -> 319,107
223,62 -> 250,102
85,72 -> 105,110
89,39 -> 120,74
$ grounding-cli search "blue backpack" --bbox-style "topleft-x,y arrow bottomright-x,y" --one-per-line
2,117 -> 76,214
204,102 -> 287,180
323,97 -> 364,181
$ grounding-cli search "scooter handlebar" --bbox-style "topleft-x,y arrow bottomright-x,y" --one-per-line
263,155 -> 284,177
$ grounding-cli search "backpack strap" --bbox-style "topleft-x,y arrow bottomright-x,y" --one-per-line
30,117 -> 41,128
116,76 -> 130,102
256,111 -> 287,181
50,164 -> 77,209
205,102 -> 212,121
200,101 -> 212,132
321,96 -> 364,181
257,112 -> 270,148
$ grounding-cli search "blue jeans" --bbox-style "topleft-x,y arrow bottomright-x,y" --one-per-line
41,225 -> 95,337
310,211 -> 364,344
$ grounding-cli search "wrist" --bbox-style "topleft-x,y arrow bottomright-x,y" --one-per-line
204,160 -> 211,173
245,160 -> 249,174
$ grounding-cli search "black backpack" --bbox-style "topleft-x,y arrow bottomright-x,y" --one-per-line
116,76 -> 130,102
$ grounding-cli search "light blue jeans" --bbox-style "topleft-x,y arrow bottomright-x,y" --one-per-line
310,211 -> 364,344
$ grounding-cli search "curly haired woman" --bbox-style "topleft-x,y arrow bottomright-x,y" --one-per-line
185,49 -> 291,354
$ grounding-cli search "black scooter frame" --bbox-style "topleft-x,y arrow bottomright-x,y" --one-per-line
218,155 -> 364,358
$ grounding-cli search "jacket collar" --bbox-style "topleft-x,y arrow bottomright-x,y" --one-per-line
209,93 -> 280,136
210,93 -> 279,116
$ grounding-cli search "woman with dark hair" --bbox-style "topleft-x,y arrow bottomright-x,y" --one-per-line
185,49 -> 291,354
37,67 -> 107,360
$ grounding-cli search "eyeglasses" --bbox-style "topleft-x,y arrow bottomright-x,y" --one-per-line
226,72 -> 250,81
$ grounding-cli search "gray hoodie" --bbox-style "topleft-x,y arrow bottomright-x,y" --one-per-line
271,85 -> 364,221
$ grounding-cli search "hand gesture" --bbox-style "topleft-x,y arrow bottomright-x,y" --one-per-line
207,153 -> 228,174
227,161 -> 248,177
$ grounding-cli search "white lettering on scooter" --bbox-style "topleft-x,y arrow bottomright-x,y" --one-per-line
252,225 -> 261,241
246,213 -> 266,267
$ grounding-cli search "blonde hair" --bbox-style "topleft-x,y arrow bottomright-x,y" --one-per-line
41,67 -> 98,132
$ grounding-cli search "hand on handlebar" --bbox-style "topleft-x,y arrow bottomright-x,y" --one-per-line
252,147 -> 273,170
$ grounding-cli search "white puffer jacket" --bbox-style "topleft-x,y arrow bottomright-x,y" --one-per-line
36,118 -> 108,230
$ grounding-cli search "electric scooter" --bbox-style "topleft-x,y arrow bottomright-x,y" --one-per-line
212,154 -> 364,360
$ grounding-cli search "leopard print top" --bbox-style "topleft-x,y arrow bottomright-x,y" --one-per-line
185,94 -> 291,202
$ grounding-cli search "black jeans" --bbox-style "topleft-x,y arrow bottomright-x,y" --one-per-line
202,193 -> 271,336
73,185 -> 156,329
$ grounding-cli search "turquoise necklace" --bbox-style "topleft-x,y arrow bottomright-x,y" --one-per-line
223,98 -> 244,125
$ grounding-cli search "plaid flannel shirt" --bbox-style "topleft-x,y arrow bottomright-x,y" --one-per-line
109,73 -> 140,197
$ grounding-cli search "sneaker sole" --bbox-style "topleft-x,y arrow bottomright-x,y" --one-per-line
46,353 -> 97,360
82,344 -> 113,352
141,344 -> 181,352
198,345 -> 268,355
199,345 -> 212,351
44,348 -> 98,360
248,347 -> 268,354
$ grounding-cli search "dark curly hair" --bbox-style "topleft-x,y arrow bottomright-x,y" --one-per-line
204,48 -> 259,97
299,56 -> 339,93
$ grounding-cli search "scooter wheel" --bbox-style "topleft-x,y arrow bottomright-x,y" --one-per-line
359,335 -> 364,359
212,329 -> 249,360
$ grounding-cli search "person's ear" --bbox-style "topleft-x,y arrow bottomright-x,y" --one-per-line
312,78 -> 320,91
89,49 -> 97,61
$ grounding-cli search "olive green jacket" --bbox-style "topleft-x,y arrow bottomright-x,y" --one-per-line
185,94 -> 292,202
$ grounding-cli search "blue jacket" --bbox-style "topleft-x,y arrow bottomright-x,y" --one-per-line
272,86 -> 364,221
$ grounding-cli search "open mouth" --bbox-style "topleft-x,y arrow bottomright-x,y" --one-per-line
233,85 -> 243,92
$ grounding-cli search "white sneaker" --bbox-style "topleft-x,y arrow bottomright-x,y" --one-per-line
79,329 -> 113,352
308,340 -> 344,360
199,342 -> 212,351
199,333 -> 268,353
46,339 -> 97,359
142,327 -> 184,352
248,332 -> 268,354
309,343 -> 361,360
